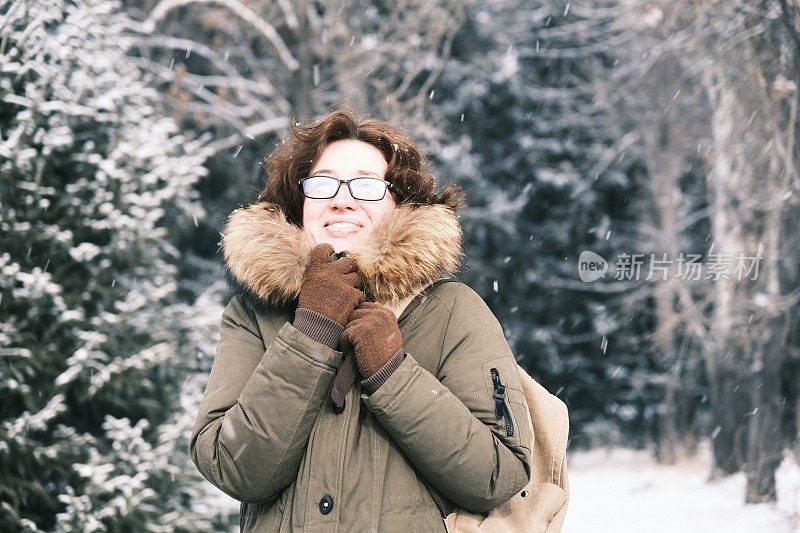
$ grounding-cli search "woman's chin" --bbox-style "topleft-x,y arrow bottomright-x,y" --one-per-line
324,236 -> 362,254
332,240 -> 360,254
307,229 -> 368,254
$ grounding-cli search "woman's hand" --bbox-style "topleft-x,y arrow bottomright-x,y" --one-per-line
342,302 -> 404,379
293,244 -> 364,349
297,243 -> 363,326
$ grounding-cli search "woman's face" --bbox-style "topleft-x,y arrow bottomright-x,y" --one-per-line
302,139 -> 396,253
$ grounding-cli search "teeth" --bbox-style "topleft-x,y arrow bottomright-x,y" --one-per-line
328,222 -> 358,229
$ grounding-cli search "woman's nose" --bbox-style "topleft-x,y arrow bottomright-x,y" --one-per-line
329,181 -> 358,210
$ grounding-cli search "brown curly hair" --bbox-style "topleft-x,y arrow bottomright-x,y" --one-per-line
256,106 -> 464,226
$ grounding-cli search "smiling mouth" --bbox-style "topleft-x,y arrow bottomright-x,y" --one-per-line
324,222 -> 362,236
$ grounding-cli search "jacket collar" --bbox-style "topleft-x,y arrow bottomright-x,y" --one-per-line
220,202 -> 463,310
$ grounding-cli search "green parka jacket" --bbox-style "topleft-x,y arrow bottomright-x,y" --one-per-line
190,202 -> 533,532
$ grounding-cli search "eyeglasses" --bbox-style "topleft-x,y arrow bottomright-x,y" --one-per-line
299,175 -> 393,201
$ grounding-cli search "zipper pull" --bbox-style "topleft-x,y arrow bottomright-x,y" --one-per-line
490,367 -> 515,437
490,368 -> 506,417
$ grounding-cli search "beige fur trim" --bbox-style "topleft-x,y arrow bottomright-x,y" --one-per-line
221,202 -> 462,307
356,204 -> 463,305
221,203 -> 314,305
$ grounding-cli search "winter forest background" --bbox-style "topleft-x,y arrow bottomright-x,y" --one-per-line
2,0 -> 800,531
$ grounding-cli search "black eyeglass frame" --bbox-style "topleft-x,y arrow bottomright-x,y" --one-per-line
298,175 -> 394,201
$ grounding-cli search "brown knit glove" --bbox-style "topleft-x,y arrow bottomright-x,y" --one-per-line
342,302 -> 404,382
293,244 -> 364,348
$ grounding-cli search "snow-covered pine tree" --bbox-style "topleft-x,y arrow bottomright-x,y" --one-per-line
0,0 -> 231,530
433,0 -> 646,446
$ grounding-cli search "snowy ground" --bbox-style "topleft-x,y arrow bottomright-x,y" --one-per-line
563,442 -> 800,533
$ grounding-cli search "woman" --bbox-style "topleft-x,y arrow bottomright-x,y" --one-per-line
190,108 -> 533,532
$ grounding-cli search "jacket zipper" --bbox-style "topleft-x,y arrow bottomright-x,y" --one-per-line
490,368 -> 514,437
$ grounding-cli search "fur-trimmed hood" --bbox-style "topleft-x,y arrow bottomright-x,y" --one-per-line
220,202 -> 463,309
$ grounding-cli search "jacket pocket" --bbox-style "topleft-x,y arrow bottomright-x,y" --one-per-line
504,387 -> 532,453
481,358 -> 528,450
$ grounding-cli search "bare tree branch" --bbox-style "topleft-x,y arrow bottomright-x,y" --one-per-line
141,0 -> 299,71
205,116 -> 289,155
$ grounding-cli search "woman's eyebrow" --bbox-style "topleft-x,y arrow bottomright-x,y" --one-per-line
312,168 -> 337,175
312,169 -> 382,177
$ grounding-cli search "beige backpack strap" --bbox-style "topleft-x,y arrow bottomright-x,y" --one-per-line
517,367 -> 569,487
518,366 -> 570,533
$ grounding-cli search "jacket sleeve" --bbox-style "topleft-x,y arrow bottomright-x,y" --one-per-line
361,284 -> 532,513
189,295 -> 342,503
